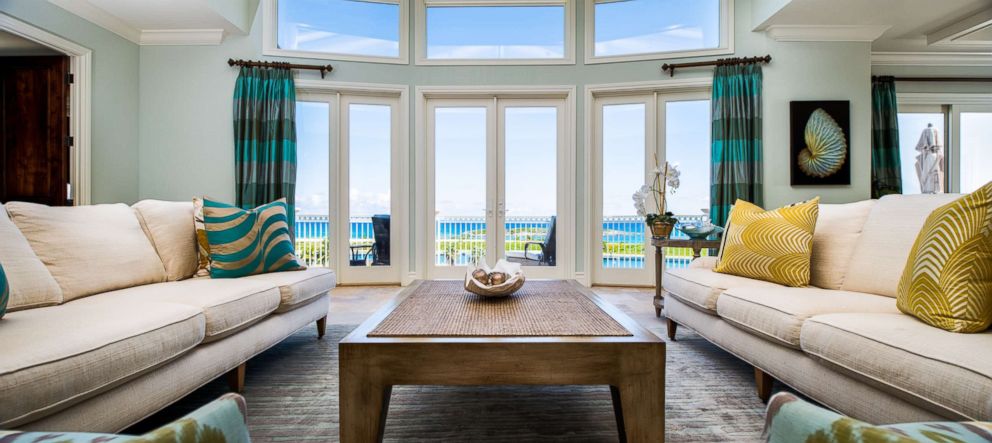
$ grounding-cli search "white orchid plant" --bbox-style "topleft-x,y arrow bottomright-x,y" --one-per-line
632,158 -> 681,226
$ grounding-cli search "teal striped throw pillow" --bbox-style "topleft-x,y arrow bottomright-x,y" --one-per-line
203,198 -> 306,279
0,261 -> 8,319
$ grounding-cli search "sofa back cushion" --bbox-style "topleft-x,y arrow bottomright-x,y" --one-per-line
5,202 -> 167,301
809,200 -> 875,290
0,205 -> 63,310
133,200 -> 198,281
841,194 -> 962,297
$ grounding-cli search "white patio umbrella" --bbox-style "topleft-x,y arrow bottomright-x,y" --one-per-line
914,123 -> 944,194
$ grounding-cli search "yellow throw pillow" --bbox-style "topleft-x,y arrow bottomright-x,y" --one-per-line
714,198 -> 820,287
897,182 -> 992,333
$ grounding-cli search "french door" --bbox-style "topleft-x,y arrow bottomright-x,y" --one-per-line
593,91 -> 711,286
295,92 -> 402,284
427,97 -> 567,279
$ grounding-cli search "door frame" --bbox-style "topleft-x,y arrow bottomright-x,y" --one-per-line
584,78 -> 713,286
415,86 -> 576,282
0,13 -> 92,205
296,80 -> 409,285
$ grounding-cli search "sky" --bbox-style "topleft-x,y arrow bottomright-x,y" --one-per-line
278,0 -> 721,60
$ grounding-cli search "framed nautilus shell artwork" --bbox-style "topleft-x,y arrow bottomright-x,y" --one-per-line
790,101 -> 851,186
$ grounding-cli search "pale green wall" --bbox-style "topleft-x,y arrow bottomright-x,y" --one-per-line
136,0 -> 879,273
0,0 -> 140,204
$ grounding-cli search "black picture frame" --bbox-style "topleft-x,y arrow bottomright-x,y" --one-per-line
790,100 -> 851,186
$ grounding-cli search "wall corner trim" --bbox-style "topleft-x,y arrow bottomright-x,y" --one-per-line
765,25 -> 890,42
47,0 -> 141,44
871,51 -> 992,66
140,29 -> 225,46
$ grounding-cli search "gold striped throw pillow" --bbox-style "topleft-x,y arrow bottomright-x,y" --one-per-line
897,181 -> 992,333
714,198 -> 820,287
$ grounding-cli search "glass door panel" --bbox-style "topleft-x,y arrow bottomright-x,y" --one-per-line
601,103 -> 648,271
959,112 -> 992,193
348,103 -> 392,267
294,101 -> 331,268
662,97 -> 712,269
433,106 -> 491,270
339,95 -> 400,284
593,95 -> 654,286
502,106 -> 558,268
897,112 -> 947,195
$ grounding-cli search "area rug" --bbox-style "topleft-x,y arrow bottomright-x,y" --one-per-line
129,324 -> 771,442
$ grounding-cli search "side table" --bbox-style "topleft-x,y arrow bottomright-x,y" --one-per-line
652,237 -> 721,319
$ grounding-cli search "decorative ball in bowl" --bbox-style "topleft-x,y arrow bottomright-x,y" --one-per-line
679,223 -> 724,240
464,259 -> 525,298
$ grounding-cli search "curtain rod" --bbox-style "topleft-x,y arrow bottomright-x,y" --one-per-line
227,58 -> 333,79
661,55 -> 771,77
872,75 -> 992,83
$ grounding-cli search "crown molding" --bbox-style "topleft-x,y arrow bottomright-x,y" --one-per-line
765,24 -> 891,42
139,29 -> 225,45
927,9 -> 992,47
48,0 -> 141,43
871,51 -> 992,66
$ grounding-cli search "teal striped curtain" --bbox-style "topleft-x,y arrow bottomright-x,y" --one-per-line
871,76 -> 901,198
233,66 -> 298,233
710,64 -> 763,227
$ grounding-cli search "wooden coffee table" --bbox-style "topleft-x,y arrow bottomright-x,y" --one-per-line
339,280 -> 666,442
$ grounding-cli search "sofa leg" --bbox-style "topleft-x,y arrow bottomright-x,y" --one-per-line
754,367 -> 774,403
227,363 -> 246,393
666,318 -> 678,341
316,316 -> 327,340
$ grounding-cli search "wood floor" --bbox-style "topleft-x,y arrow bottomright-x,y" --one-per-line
327,284 -> 666,335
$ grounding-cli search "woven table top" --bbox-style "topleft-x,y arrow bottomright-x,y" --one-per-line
367,280 -> 632,337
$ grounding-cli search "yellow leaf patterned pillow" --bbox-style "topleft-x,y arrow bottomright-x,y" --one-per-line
714,198 -> 820,287
897,181 -> 992,333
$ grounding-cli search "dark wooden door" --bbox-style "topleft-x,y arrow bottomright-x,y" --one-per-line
0,55 -> 71,206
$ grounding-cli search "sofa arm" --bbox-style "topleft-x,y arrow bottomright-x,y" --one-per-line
0,394 -> 251,443
140,393 -> 250,443
689,256 -> 718,270
764,392 -> 992,443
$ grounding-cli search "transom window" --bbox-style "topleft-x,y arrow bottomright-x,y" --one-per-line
416,0 -> 575,65
265,0 -> 409,64
586,0 -> 732,64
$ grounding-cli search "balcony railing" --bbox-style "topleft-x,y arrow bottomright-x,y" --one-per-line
294,214 -> 713,270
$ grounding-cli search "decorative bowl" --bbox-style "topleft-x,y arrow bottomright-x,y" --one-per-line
679,224 -> 724,240
464,259 -> 525,298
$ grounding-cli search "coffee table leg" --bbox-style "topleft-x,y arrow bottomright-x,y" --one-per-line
340,345 -> 392,443
612,348 -> 665,442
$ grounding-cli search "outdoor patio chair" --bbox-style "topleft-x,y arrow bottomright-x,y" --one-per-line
349,214 -> 390,266
506,216 -> 556,266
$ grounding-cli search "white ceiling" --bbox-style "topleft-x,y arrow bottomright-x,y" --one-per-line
754,0 -> 992,52
48,0 -> 259,45
0,30 -> 62,56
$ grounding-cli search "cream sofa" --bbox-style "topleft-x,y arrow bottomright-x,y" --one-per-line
663,193 -> 992,424
0,200 -> 336,432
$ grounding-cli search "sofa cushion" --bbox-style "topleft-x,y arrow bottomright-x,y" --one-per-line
0,297 -> 204,427
4,202 -> 167,301
842,194 -> 962,298
664,266 -> 782,314
133,200 -> 199,282
717,286 -> 898,348
714,198 -> 820,287
896,182 -> 992,333
801,313 -> 992,421
810,200 -> 875,290
0,205 -> 63,311
95,279 -> 281,342
202,198 -> 306,278
242,268 -> 336,312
